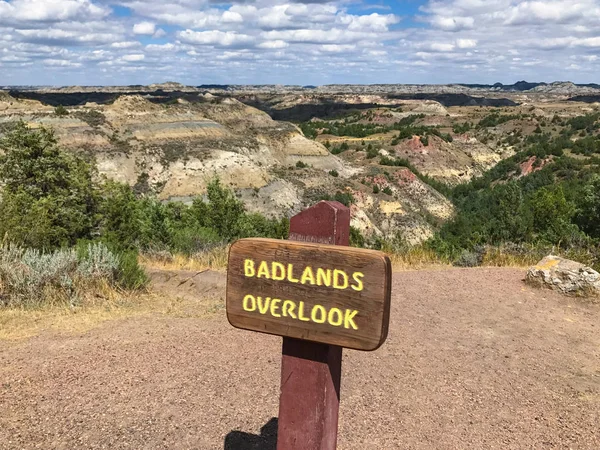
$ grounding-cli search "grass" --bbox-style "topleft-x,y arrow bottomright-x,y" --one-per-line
139,246 -> 229,271
0,293 -> 143,340
3,241 -> 587,341
0,291 -> 225,341
386,246 -> 452,271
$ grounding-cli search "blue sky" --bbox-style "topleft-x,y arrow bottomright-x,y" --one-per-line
1,0 -> 600,86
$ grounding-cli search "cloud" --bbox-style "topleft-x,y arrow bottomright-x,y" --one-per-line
257,40 -> 289,49
456,38 -> 477,49
429,16 -> 475,31
133,21 -> 156,35
177,29 -> 254,47
0,0 -> 110,24
2,0 -> 600,85
121,54 -> 145,61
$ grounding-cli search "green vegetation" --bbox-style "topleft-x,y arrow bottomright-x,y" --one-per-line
76,109 -> 106,127
54,105 -> 69,116
295,160 -> 308,169
476,113 -> 521,129
429,115 -> 600,268
328,169 -> 339,177
317,191 -> 354,207
0,123 -> 289,305
300,113 -> 453,144
0,242 -> 126,307
379,156 -> 451,196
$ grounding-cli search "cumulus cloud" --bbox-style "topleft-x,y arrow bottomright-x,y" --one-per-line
177,29 -> 254,47
2,0 -> 600,85
121,54 -> 145,61
0,0 -> 110,24
133,22 -> 156,35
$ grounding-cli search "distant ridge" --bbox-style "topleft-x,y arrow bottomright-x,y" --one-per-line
459,80 -> 600,91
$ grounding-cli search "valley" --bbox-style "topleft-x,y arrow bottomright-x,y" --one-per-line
1,82 -> 600,248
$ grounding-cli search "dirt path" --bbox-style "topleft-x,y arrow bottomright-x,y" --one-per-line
1,268 -> 600,449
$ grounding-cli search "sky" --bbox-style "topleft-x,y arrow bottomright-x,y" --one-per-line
1,0 -> 600,86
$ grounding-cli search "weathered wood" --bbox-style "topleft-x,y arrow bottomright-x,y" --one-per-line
226,238 -> 392,351
278,201 -> 347,450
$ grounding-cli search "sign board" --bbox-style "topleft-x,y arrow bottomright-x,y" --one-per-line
226,238 -> 392,351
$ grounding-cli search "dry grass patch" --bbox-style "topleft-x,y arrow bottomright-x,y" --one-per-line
481,247 -> 541,268
139,246 -> 229,272
387,247 -> 451,271
0,291 -> 225,341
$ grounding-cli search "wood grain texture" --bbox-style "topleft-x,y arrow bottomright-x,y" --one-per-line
226,238 -> 392,351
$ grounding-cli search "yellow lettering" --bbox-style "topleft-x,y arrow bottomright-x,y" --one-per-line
327,308 -> 343,326
287,264 -> 299,283
270,299 -> 282,317
316,268 -> 332,287
244,259 -> 255,277
257,261 -> 270,279
257,296 -> 271,314
243,294 -> 256,311
344,309 -> 358,330
351,272 -> 364,292
298,301 -> 311,322
333,269 -> 349,290
311,305 -> 327,324
271,262 -> 285,281
282,300 -> 297,319
300,266 -> 316,285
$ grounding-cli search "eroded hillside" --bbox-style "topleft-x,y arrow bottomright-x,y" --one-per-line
2,85 -> 597,245
0,90 -> 449,243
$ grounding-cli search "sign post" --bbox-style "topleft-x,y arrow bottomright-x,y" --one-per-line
226,201 -> 392,450
280,201 -> 349,450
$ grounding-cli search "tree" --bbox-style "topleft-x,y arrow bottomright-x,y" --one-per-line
0,122 -> 97,248
575,176 -> 600,239
188,178 -> 246,241
54,105 -> 69,116
528,185 -> 578,243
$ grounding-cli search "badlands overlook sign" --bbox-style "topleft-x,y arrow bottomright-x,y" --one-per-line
226,238 -> 392,351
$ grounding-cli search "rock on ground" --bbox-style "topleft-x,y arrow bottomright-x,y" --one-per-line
526,255 -> 600,298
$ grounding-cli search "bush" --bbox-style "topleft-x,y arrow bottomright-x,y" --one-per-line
383,186 -> 393,195
54,105 -> 69,116
296,160 -> 308,169
115,249 -> 148,290
350,226 -> 365,247
0,242 -> 131,307
372,184 -> 380,194
328,169 -> 339,177
76,110 -> 106,127
453,248 -> 484,267
0,122 -> 97,249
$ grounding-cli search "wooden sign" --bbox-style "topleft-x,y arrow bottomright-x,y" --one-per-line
226,238 -> 392,351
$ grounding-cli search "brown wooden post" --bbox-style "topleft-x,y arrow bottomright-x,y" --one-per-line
277,201 -> 350,450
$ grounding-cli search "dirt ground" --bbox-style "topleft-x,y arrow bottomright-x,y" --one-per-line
1,268 -> 600,449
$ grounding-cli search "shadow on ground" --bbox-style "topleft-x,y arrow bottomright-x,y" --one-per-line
224,417 -> 278,450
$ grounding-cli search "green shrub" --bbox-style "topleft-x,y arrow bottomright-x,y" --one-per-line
366,146 -> 378,159
383,186 -> 393,195
115,249 -> 148,290
350,226 -> 365,248
372,184 -> 380,194
76,109 -> 106,127
328,169 -> 339,177
0,122 -> 96,249
54,105 -> 69,116
0,242 -> 130,307
296,160 -> 308,169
